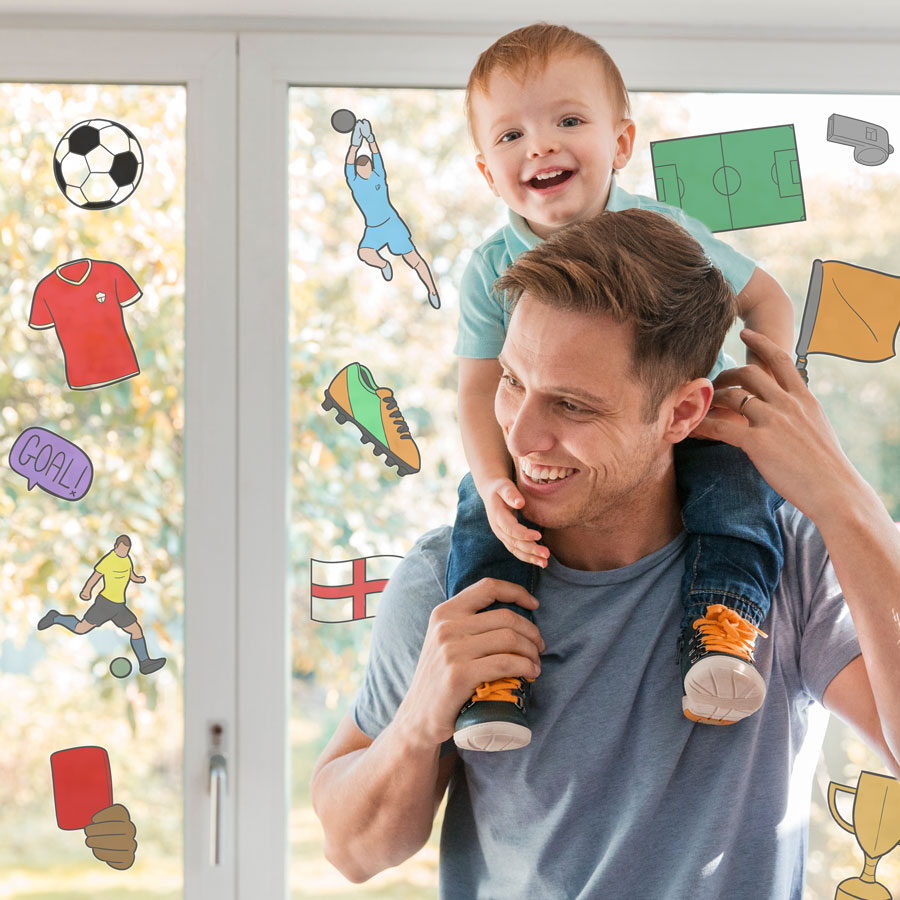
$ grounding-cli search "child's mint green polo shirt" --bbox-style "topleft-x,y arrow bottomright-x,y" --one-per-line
454,179 -> 757,380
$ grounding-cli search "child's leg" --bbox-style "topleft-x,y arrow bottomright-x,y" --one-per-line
675,438 -> 784,725
446,471 -> 537,608
674,438 -> 784,631
448,472 -> 539,752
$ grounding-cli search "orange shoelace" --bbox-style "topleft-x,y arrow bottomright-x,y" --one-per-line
471,675 -> 536,704
692,603 -> 768,662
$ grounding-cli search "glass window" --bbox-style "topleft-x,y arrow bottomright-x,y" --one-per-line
289,86 -> 899,899
0,82 -> 185,897
288,85 -> 489,897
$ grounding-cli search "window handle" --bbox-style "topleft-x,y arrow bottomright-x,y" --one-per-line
208,752 -> 227,866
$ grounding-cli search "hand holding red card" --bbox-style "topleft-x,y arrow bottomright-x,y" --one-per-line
50,746 -> 138,870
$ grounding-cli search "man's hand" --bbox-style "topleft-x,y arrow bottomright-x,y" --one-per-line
483,476 -> 549,567
691,328 -> 858,523
394,578 -> 544,750
79,588 -> 91,601
350,120 -> 363,147
359,118 -> 373,141
83,804 -> 137,870
133,575 -> 146,584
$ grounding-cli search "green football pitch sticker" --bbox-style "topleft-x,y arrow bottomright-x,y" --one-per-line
651,124 -> 806,233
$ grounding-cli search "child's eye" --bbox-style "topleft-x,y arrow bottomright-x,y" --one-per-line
498,130 -> 522,143
559,116 -> 582,128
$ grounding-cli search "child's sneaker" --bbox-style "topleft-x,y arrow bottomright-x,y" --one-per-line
678,603 -> 767,725
453,676 -> 533,751
322,362 -> 421,476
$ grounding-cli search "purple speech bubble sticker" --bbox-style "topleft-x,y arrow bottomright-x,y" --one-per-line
8,427 -> 93,501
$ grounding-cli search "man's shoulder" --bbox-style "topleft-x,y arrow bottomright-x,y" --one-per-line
406,524 -> 451,568
369,527 -> 449,652
774,503 -> 834,616
383,526 -> 450,609
777,503 -> 826,559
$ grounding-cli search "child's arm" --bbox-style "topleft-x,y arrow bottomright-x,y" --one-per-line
458,357 -> 548,568
735,267 -> 795,366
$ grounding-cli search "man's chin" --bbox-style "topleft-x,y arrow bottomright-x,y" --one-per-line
518,490 -> 576,531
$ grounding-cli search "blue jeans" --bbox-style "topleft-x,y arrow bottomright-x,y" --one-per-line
445,472 -> 540,627
445,440 -> 784,631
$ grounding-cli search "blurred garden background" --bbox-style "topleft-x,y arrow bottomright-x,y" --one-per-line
0,83 -> 184,898
1,76 -> 898,900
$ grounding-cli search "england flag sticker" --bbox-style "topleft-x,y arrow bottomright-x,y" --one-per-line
309,555 -> 403,623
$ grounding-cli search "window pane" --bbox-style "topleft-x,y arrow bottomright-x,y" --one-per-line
0,83 -> 185,897
288,85 -> 493,897
289,87 -> 900,899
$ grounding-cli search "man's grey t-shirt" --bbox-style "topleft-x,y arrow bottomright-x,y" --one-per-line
352,507 -> 861,900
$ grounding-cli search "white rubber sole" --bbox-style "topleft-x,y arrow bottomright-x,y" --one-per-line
682,655 -> 766,725
453,722 -> 532,752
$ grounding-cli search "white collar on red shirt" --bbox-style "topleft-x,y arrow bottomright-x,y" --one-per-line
55,259 -> 92,286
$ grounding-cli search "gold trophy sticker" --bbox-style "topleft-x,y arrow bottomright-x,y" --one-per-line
828,770 -> 900,900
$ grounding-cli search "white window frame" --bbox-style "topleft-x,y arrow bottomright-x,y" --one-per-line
0,26 -> 238,900
238,26 -> 900,900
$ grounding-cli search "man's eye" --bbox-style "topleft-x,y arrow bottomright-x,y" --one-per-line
561,400 -> 584,412
501,373 -> 521,388
560,116 -> 582,127
499,130 -> 522,143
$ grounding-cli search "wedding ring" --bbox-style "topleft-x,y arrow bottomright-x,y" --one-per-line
739,393 -> 755,416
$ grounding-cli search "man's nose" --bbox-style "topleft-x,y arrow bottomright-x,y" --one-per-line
505,397 -> 554,458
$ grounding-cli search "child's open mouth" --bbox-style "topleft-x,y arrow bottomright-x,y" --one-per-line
527,169 -> 574,190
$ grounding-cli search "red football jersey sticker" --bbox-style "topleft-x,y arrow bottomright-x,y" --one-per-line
29,258 -> 142,391
50,746 -> 113,830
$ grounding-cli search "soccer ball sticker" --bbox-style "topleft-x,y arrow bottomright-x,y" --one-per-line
53,119 -> 143,210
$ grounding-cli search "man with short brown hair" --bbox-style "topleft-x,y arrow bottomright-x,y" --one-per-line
312,211 -> 900,899
494,208 -> 737,419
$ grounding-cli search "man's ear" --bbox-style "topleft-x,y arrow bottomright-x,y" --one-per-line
663,378 -> 712,444
476,153 -> 500,197
613,119 -> 637,171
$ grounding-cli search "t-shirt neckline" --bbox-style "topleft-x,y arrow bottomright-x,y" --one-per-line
545,530 -> 687,586
55,258 -> 92,285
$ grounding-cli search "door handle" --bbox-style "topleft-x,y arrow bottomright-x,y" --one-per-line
208,751 -> 227,866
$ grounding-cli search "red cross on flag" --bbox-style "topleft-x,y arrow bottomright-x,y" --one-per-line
309,555 -> 403,622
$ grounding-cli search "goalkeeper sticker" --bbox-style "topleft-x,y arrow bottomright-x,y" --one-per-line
338,111 -> 441,310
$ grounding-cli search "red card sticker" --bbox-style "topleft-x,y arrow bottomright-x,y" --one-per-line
50,746 -> 113,830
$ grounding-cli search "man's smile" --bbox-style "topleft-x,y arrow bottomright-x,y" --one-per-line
519,458 -> 580,490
